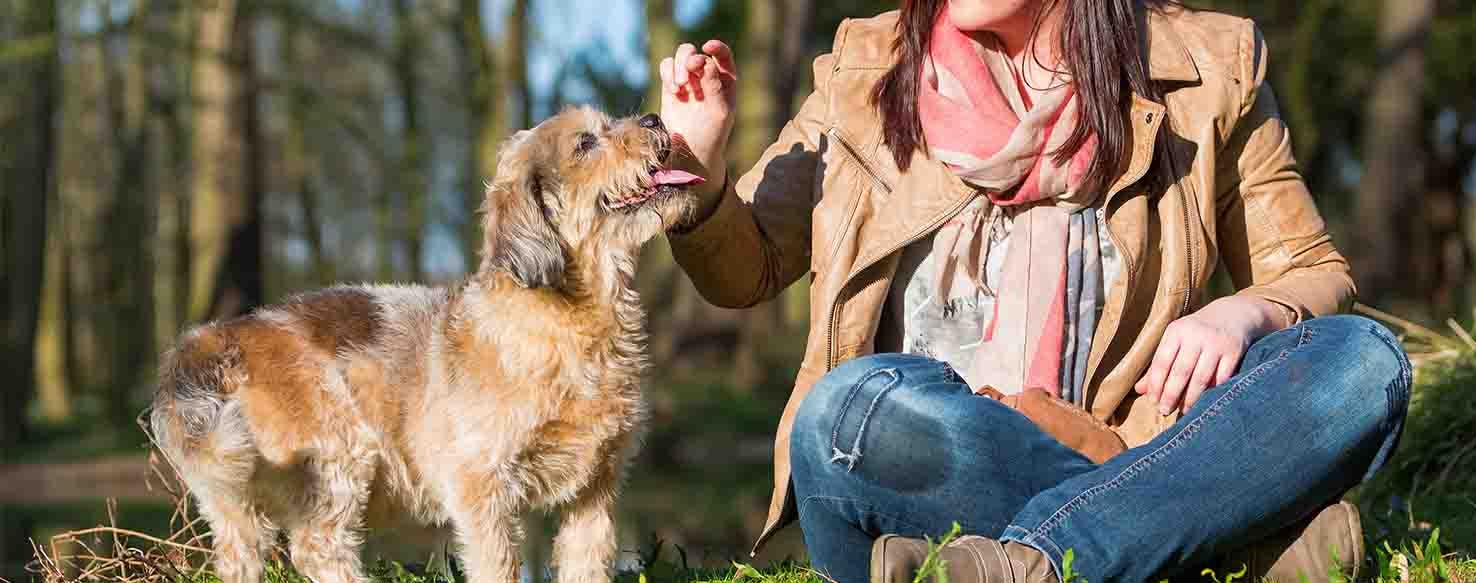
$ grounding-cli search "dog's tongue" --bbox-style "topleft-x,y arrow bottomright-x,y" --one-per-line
652,169 -> 705,186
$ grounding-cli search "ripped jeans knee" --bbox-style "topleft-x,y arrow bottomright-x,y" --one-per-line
825,367 -> 901,471
790,354 -> 960,484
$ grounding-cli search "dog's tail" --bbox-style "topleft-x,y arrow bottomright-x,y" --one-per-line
149,325 -> 256,486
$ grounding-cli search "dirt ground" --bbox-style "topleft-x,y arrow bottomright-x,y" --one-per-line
0,455 -> 170,505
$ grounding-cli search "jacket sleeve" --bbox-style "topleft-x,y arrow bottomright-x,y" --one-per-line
1215,21 -> 1355,325
666,24 -> 847,309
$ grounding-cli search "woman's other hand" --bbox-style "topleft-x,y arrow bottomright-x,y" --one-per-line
659,40 -> 737,200
1134,296 -> 1291,415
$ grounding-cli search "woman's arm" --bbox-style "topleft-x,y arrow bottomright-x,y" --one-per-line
1215,22 -> 1355,322
661,25 -> 848,309
1140,21 -> 1354,415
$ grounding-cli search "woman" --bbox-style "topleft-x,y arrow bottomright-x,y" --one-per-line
657,1 -> 1409,581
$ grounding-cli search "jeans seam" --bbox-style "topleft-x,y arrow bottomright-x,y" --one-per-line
1366,323 -> 1412,430
1001,526 -> 1066,582
939,361 -> 963,384
1017,323 -> 1317,544
1364,322 -> 1413,480
829,368 -> 901,472
799,495 -> 930,536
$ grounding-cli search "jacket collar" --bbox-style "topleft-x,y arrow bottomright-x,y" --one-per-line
836,8 -> 1201,84
1143,7 -> 1201,83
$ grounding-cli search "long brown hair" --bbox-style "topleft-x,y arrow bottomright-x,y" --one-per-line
873,0 -> 1174,195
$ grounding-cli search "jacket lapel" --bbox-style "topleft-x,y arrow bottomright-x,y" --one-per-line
1082,95 -> 1169,398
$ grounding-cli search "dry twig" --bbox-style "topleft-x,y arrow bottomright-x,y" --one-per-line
25,417 -> 214,583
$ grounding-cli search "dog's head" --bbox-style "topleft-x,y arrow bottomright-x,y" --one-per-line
480,107 -> 703,289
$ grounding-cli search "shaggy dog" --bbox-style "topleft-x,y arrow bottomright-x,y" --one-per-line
149,108 -> 703,583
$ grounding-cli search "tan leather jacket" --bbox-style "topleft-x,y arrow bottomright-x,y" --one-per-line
669,6 -> 1354,554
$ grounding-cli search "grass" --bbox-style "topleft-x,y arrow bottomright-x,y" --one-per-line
22,514 -> 1473,583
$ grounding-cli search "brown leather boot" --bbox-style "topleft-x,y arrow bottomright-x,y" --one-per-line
1218,501 -> 1364,582
871,535 -> 1059,583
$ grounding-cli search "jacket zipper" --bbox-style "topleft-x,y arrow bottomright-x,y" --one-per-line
823,129 -> 973,370
1076,107 -> 1163,403
1178,190 -> 1194,315
1171,151 -> 1195,317
824,128 -> 888,370
828,128 -> 892,195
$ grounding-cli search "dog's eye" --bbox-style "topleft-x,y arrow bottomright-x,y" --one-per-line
575,132 -> 598,154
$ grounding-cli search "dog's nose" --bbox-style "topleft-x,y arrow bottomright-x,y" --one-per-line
638,114 -> 664,131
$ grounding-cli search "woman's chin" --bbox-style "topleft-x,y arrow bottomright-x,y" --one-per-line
946,0 -> 1039,32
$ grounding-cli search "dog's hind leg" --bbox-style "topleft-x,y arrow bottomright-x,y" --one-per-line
153,368 -> 276,583
285,456 -> 375,583
193,481 -> 277,583
553,471 -> 620,583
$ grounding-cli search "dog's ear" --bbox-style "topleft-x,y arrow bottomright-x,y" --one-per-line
481,134 -> 568,289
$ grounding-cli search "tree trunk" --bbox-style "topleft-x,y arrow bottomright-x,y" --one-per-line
100,0 -> 157,428
730,0 -> 815,391
728,0 -> 782,390
1,0 -> 58,449
644,0 -> 676,113
501,0 -> 531,130
151,1 -> 191,350
35,190 -> 71,422
1418,108 -> 1474,316
775,0 -> 816,333
282,10 -> 330,285
189,0 -> 264,322
455,0 -> 498,271
734,0 -> 780,170
393,0 -> 428,282
774,0 -> 816,127
1351,0 -> 1435,309
453,0 -> 528,273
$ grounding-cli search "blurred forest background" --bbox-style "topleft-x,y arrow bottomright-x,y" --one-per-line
2,0 -> 1475,580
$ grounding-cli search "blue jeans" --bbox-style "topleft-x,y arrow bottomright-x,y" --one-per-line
789,315 -> 1410,583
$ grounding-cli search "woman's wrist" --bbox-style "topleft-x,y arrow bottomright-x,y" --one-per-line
1205,295 -> 1288,343
671,165 -> 729,234
691,163 -> 727,213
694,162 -> 727,201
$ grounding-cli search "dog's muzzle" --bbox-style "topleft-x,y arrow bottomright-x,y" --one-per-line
606,114 -> 703,211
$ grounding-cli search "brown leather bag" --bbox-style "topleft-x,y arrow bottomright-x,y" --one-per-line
976,387 -> 1127,464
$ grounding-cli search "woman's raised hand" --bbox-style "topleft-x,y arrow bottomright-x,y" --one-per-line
658,40 -> 737,199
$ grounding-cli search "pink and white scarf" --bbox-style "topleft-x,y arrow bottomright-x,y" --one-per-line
920,7 -> 1102,398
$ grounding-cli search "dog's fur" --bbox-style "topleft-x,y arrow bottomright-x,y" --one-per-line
149,107 -> 698,583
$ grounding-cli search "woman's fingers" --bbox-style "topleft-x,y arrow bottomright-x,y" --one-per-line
1213,347 -> 1242,386
698,54 -> 724,95
673,43 -> 698,86
1136,335 -> 1180,403
658,57 -> 677,94
1156,343 -> 1202,415
703,39 -> 738,79
1179,348 -> 1221,413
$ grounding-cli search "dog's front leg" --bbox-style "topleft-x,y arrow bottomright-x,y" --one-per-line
453,500 -> 524,583
553,475 -> 619,583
